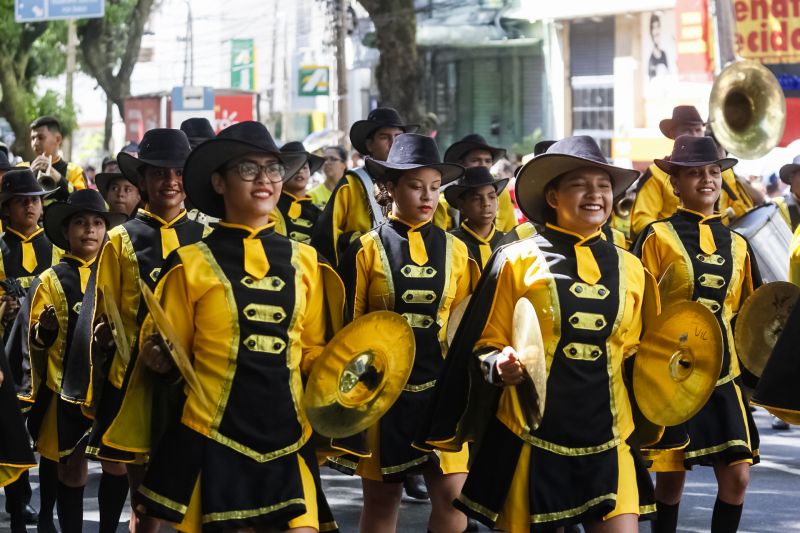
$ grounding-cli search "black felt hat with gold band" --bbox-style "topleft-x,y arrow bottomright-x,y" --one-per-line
515,136 -> 640,224
183,121 -> 308,218
0,169 -> 52,205
117,128 -> 192,186
654,135 -> 737,176
43,189 -> 126,251
349,107 -> 419,156
444,166 -> 509,206
364,133 -> 464,186
280,141 -> 325,175
443,133 -> 506,164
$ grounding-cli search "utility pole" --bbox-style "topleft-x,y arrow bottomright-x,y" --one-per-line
182,1 -> 195,86
335,0 -> 348,134
64,18 -> 77,161
710,0 -> 737,74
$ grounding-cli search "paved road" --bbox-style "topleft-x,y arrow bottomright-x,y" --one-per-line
2,408 -> 798,532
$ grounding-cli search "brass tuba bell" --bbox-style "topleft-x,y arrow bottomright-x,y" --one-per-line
708,60 -> 786,160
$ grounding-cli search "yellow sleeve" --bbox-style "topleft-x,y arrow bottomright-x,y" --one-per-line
330,177 -> 373,264
630,175 -> 665,237
719,170 -> 753,220
791,224 -> 800,286
298,250 -> 332,376
637,230 -> 663,280
496,188 -> 516,233
775,197 -> 791,228
67,163 -> 87,190
475,260 -> 519,354
621,255 -> 645,358
351,245 -> 371,321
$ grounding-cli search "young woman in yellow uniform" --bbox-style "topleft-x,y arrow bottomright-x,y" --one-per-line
133,121 -> 343,533
329,133 -> 477,533
420,136 -> 656,532
634,136 -> 759,533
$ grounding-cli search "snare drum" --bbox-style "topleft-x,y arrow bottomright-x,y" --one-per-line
730,203 -> 792,282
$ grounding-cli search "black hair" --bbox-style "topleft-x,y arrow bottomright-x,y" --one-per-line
30,116 -> 62,134
325,145 -> 348,162
650,13 -> 661,32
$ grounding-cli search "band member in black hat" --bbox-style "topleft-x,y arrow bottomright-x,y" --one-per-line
129,121 -> 342,532
419,136 -> 656,532
26,189 -> 124,533
311,107 -> 418,267
778,155 -> 800,232
87,128 -> 209,532
180,117 -> 216,149
309,145 -> 348,209
443,133 -> 516,232
0,149 -> 14,181
26,116 -> 87,203
271,141 -> 324,243
329,133 -> 476,533
634,135 -> 759,533
95,172 -> 142,217
445,166 -> 508,270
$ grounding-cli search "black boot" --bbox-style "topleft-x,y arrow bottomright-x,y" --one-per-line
652,500 -> 680,533
37,458 -> 58,533
98,471 -> 129,533
5,474 -> 29,533
403,474 -> 429,501
56,481 -> 85,533
711,498 -> 743,533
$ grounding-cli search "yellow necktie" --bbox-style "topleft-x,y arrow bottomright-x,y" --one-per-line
243,238 -> 270,279
22,241 -> 37,273
408,231 -> 428,266
160,227 -> 180,259
288,201 -> 302,220
575,245 -> 602,285
699,223 -> 717,255
79,266 -> 91,291
478,243 -> 491,269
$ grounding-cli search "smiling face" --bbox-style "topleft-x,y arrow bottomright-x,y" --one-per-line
545,167 -> 613,236
385,167 -> 442,226
65,212 -> 107,261
211,152 -> 282,227
670,164 -> 722,216
141,166 -> 185,216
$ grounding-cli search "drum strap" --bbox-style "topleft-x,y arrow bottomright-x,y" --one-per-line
721,179 -> 738,201
351,168 -> 386,226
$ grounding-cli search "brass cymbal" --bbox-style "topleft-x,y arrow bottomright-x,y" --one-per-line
642,269 -> 660,333
304,311 -> 415,439
734,281 -> 800,378
633,301 -> 723,427
657,262 -> 692,310
446,295 -> 472,348
512,298 -> 546,430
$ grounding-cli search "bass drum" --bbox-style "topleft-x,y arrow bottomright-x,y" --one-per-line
729,203 -> 792,283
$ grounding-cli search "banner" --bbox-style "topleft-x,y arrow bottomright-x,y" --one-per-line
231,39 -> 255,91
735,0 -> 800,63
298,65 -> 330,97
675,0 -> 712,82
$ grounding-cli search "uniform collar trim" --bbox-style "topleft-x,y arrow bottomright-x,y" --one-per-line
388,213 -> 430,232
217,221 -> 275,238
544,223 -> 601,245
62,253 -> 96,267
6,226 -> 43,242
138,208 -> 188,228
460,221 -> 495,244
677,206 -> 721,223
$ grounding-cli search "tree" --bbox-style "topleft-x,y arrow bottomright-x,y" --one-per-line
77,0 -> 156,150
357,0 -> 421,123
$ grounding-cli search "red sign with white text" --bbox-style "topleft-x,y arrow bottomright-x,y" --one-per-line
735,0 -> 800,63
676,0 -> 713,82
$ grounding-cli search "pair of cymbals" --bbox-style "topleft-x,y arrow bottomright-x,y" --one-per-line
512,298 -> 547,430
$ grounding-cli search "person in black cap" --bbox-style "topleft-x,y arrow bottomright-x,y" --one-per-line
179,117 -> 216,149
122,121 -> 342,533
27,116 -> 87,203
329,133 -> 476,533
443,133 -> 516,232
95,172 -> 142,217
418,135 -> 656,532
634,135 -> 760,533
445,166 -> 508,270
778,155 -> 800,231
86,128 -> 209,533
26,189 -> 125,533
271,141 -> 324,243
311,106 -> 418,267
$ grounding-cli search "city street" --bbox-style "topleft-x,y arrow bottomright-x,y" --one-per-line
1,408 -> 798,532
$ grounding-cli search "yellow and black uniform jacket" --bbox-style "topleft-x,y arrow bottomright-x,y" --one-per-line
105,222 -> 344,457
450,222 -> 505,271
419,225 -> 649,456
777,192 -> 800,231
0,227 -> 61,292
308,183 -> 333,210
791,224 -> 800,286
498,221 -> 627,250
271,191 -> 322,244
634,208 -> 758,383
496,188 -> 517,233
631,164 -> 750,238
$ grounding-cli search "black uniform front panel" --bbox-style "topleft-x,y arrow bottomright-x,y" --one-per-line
534,229 -> 620,449
203,227 -> 303,455
276,194 -> 321,243
378,219 -> 448,386
1,230 -> 55,281
50,259 -> 87,389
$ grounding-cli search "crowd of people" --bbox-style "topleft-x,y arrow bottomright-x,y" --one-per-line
0,100 -> 797,533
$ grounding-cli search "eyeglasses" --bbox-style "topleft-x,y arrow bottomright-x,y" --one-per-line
323,156 -> 344,163
227,161 -> 286,182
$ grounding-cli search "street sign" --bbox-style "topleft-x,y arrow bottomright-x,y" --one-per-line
231,39 -> 255,91
299,65 -> 330,97
171,86 -> 215,130
15,0 -> 105,22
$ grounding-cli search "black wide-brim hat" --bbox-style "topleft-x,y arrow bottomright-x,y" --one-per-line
364,133 -> 464,186
515,136 -> 640,224
659,105 -> 706,139
180,117 -> 216,148
95,172 -> 135,198
0,169 -> 52,205
444,166 -> 509,206
654,135 -> 737,176
117,128 -> 192,186
43,189 -> 127,251
350,107 -> 419,156
183,121 -> 308,219
779,155 -> 800,184
0,150 -> 12,171
281,141 -> 324,175
443,133 -> 506,164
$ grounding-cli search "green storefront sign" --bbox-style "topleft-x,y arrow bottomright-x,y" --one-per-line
231,39 -> 255,90
298,65 -> 329,96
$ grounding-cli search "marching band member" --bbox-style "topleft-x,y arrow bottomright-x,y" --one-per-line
95,171 -> 143,218
634,136 -> 760,533
88,128 -> 208,533
272,141 -> 325,243
26,116 -> 88,203
311,107 -> 418,267
778,155 -> 800,232
133,121 -> 343,533
445,166 -> 508,270
330,133 -> 477,533
420,136 -> 656,532
27,190 -> 124,533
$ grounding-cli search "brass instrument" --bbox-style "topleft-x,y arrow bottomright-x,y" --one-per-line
613,192 -> 635,219
37,155 -> 57,191
708,60 -> 786,160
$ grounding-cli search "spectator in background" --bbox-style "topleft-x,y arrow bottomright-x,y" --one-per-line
0,150 -> 12,182
101,156 -> 119,174
309,145 -> 347,210
84,165 -> 97,189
